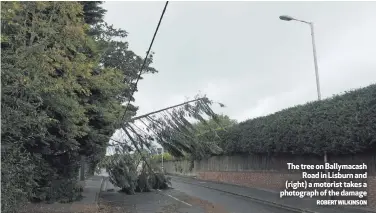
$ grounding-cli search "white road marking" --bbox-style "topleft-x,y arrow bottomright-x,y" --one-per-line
157,189 -> 193,207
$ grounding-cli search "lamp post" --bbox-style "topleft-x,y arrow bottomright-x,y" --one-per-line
161,147 -> 164,173
157,147 -> 164,173
279,15 -> 329,196
279,15 -> 322,101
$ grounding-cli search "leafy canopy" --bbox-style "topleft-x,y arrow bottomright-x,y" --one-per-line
1,1 -> 157,210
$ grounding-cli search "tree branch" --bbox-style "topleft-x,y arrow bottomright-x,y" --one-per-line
130,97 -> 206,121
122,126 -> 162,182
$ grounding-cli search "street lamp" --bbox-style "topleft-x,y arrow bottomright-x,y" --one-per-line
279,15 -> 294,21
280,15 -> 329,197
161,147 -> 164,173
279,15 -> 322,101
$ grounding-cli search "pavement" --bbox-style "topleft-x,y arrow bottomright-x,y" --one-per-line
17,175 -> 105,213
79,175 -> 105,205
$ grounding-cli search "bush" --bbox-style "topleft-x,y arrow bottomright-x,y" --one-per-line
1,146 -> 38,213
152,152 -> 174,162
1,2 -> 157,210
219,84 -> 376,155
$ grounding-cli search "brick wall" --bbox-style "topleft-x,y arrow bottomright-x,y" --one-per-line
163,153 -> 376,210
369,176 -> 376,209
198,171 -> 301,191
197,171 -> 376,210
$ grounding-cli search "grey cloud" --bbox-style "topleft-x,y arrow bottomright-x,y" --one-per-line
103,1 -> 376,122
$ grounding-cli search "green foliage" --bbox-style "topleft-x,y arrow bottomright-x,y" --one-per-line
151,113 -> 237,160
80,1 -> 107,26
137,155 -> 172,191
100,153 -> 171,194
102,153 -> 138,194
2,2 -> 91,207
192,114 -> 237,158
1,146 -> 39,213
152,152 -> 174,162
194,114 -> 237,135
1,1 -> 157,211
219,84 -> 376,155
139,172 -> 171,191
121,98 -> 227,161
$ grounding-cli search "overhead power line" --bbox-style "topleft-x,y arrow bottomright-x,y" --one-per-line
121,1 -> 169,121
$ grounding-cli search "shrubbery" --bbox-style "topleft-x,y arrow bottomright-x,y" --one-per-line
1,146 -> 38,213
152,152 -> 174,162
219,84 -> 376,155
1,1 -> 156,212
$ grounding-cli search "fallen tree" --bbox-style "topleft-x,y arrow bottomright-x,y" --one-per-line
102,96 -> 226,193
110,96 -> 227,159
99,152 -> 170,194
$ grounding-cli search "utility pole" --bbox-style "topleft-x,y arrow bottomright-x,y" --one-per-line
161,147 -> 164,173
280,15 -> 330,198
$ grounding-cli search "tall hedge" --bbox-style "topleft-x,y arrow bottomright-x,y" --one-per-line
219,84 -> 376,155
1,1 -> 157,211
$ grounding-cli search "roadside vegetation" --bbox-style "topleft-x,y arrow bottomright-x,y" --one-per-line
2,1 -> 375,213
1,2 -> 224,212
161,84 -> 376,159
1,1 -> 157,212
152,152 -> 174,162
98,152 -> 170,194
216,84 -> 376,156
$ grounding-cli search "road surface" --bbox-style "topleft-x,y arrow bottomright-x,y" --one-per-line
169,176 -> 296,213
99,176 -> 296,213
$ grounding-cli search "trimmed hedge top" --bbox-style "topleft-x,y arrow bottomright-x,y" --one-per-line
219,84 -> 376,155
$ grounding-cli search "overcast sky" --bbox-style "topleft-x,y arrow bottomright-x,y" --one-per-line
103,1 -> 376,123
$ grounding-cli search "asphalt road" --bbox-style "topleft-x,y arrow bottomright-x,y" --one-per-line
170,177 -> 295,213
99,176 -> 297,213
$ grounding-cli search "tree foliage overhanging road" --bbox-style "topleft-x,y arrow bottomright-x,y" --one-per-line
3,2 -> 375,213
0,1 -> 159,212
1,2 -> 226,212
